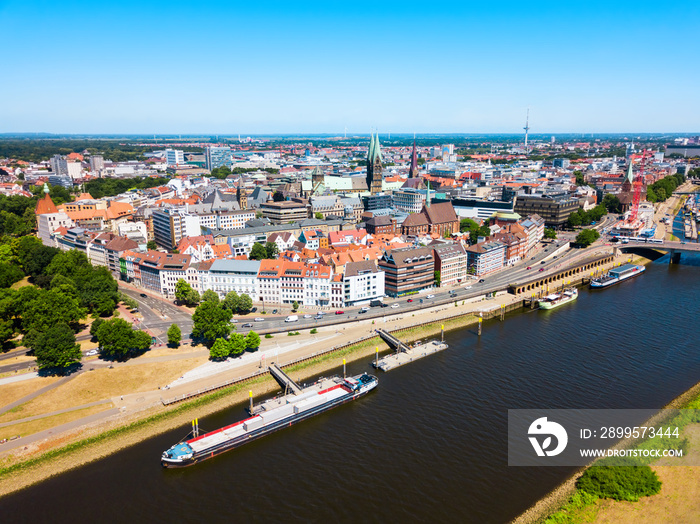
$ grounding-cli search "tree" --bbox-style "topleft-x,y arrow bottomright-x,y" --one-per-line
238,293 -> 253,313
147,240 -> 158,250
209,338 -> 230,360
264,241 -> 279,259
22,289 -> 87,335
90,317 -> 104,339
245,331 -> 261,350
0,263 -> 24,288
222,291 -> 240,312
33,322 -> 82,371
315,212 -> 324,220
575,229 -> 600,247
248,242 -> 267,260
567,211 -> 583,228
292,300 -> 299,311
544,228 -> 557,240
460,218 -> 478,233
272,191 -> 285,202
167,324 -> 181,347
175,279 -> 200,306
201,289 -> 220,305
191,301 -> 232,345
229,333 -> 247,357
602,194 -> 621,214
96,318 -> 150,359
434,270 -> 441,286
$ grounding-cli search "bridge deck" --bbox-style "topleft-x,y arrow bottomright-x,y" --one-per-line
376,329 -> 410,352
268,363 -> 302,394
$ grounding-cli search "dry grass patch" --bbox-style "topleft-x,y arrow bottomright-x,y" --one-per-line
0,357 -> 206,423
0,404 -> 112,441
591,423 -> 700,524
0,377 -> 62,410
131,345 -> 204,360
10,277 -> 32,290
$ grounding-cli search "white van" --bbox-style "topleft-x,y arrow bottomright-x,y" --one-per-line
285,315 -> 299,323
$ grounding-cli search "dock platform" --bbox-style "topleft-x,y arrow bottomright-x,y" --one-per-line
373,340 -> 449,372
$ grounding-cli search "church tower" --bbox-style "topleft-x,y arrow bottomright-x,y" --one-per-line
236,179 -> 248,210
366,132 -> 383,195
409,138 -> 418,178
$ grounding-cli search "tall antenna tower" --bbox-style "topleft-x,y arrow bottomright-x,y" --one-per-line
523,108 -> 530,153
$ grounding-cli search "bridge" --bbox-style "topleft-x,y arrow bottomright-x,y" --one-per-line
376,329 -> 410,353
617,239 -> 700,264
268,362 -> 302,395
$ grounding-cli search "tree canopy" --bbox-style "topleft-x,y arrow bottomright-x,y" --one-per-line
167,323 -> 181,347
33,322 -> 82,371
175,279 -> 200,307
96,318 -> 151,359
192,301 -> 232,345
575,229 -> 600,247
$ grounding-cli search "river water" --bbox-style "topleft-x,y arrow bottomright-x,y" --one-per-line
2,256 -> 700,523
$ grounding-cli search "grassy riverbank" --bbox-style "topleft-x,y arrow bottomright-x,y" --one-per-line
516,378 -> 700,524
0,309 -> 482,498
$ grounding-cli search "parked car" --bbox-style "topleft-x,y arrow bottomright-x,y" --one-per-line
272,309 -> 278,314
316,311 -> 326,316
335,310 -> 344,315
254,317 -> 265,322
426,294 -> 435,299
242,323 -> 253,328
391,303 -> 399,309
86,349 -> 98,356
250,307 -> 257,313
407,299 -> 413,303
140,293 -> 147,298
380,303 -> 389,308
478,279 -> 485,283
539,268 -> 545,272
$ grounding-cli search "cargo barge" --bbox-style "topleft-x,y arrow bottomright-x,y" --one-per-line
538,288 -> 578,310
161,371 -> 378,468
590,263 -> 645,289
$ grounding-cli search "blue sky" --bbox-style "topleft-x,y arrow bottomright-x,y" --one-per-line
1,0 -> 699,134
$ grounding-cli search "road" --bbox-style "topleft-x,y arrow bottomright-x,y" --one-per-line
119,286 -> 193,342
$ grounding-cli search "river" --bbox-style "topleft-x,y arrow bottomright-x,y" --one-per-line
2,256 -> 700,523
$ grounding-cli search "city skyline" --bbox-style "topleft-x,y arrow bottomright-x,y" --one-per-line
2,0 -> 699,134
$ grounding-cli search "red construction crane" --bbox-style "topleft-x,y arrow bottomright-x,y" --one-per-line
629,149 -> 650,224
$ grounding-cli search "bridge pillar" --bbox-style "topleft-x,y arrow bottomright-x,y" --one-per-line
670,250 -> 681,264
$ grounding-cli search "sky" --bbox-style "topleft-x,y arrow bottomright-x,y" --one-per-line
1,0 -> 699,134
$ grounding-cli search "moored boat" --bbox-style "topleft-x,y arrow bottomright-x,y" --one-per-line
162,372 -> 378,468
590,263 -> 645,289
538,288 -> 578,310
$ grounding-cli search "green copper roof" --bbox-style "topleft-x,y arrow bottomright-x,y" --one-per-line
367,132 -> 375,162
374,133 -> 382,163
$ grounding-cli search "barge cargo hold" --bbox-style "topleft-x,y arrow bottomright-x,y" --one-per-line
590,263 -> 645,289
161,372 -> 378,468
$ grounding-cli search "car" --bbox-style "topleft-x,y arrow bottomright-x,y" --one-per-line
464,286 -> 472,290
140,293 -> 147,298
391,303 -> 399,309
250,307 -> 257,313
272,309 -> 278,314
86,349 -> 98,356
242,323 -> 253,328
230,319 -> 238,323
526,266 -> 532,270
335,310 -> 344,315
315,314 -> 324,319
407,299 -> 413,303
478,279 -> 485,283
303,314 -> 313,319
131,308 -> 138,313
254,317 -> 265,322
380,303 -> 389,308
553,256 -> 557,259
359,307 -> 369,313
540,260 -> 546,264
539,268 -> 545,272
426,294 -> 435,299
316,311 -> 326,316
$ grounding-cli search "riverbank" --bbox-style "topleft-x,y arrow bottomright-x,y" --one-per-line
0,308 -> 483,498
514,356 -> 700,524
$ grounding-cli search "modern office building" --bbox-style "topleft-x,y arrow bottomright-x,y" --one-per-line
513,195 -> 579,228
165,149 -> 185,167
379,246 -> 435,297
152,207 -> 201,249
466,241 -> 506,276
205,146 -> 232,171
260,200 -> 309,224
